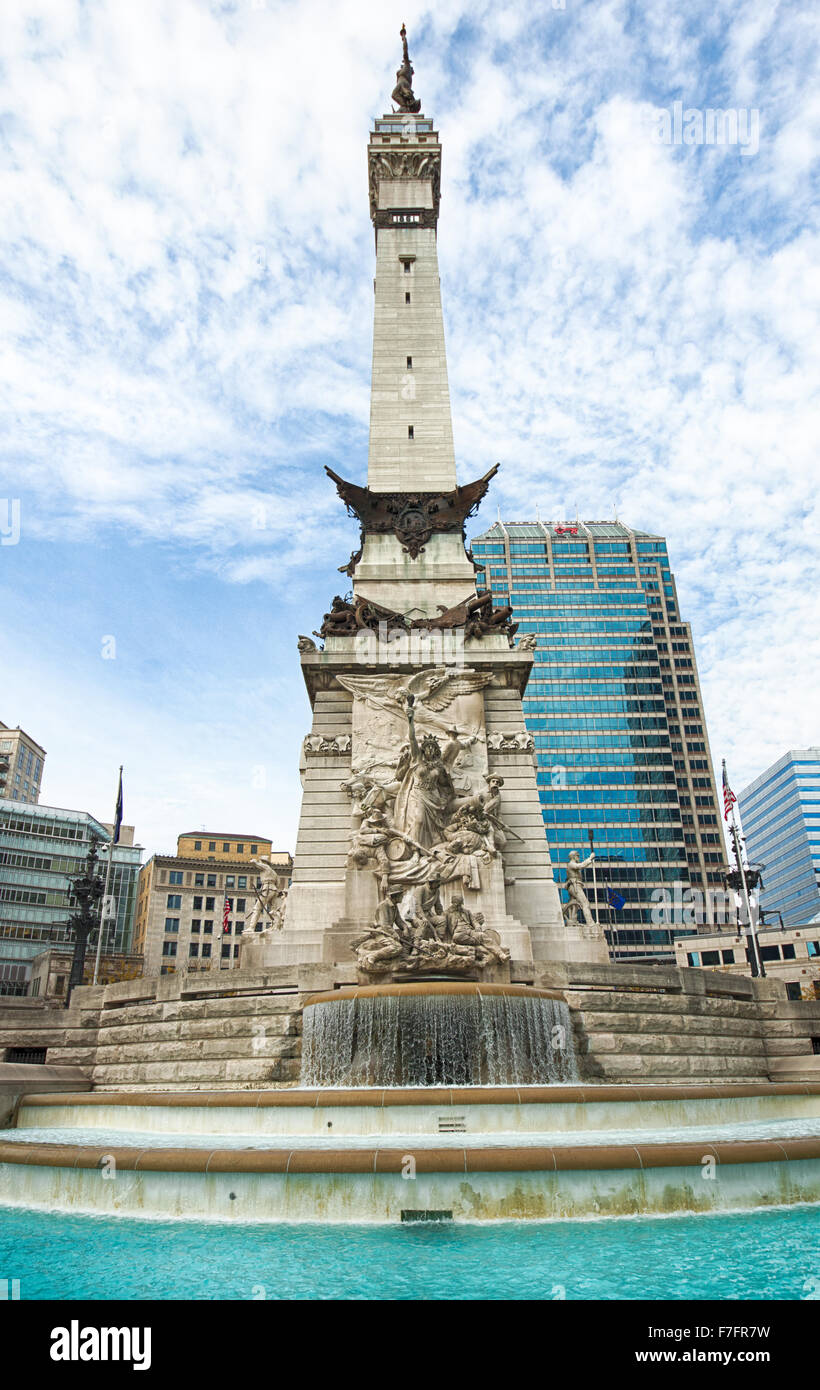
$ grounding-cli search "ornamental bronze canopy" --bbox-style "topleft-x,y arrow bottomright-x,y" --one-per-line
325,464 -> 499,559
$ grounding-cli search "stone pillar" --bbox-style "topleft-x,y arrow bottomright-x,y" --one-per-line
259,686 -> 351,966
367,120 -> 453,494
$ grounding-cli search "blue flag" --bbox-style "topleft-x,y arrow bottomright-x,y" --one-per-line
113,767 -> 123,845
606,888 -> 626,911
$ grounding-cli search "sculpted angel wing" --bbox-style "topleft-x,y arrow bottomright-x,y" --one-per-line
336,673 -> 406,707
422,669 -> 495,712
405,667 -> 448,701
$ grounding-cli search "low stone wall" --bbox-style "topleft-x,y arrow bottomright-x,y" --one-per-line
1,960 -> 819,1091
0,973 -> 310,1091
532,961 -> 820,1083
0,1063 -> 91,1128
0,998 -> 100,1077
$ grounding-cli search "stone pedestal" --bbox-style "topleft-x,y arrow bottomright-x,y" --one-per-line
251,631 -> 607,973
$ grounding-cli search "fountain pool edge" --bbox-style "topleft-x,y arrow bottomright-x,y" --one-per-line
3,1135 -> 820,1222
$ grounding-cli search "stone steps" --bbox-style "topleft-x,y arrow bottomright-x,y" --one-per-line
578,1030 -> 766,1058
92,1035 -> 300,1063
567,990 -> 768,1019
567,979 -> 784,1081
764,1038 -> 820,1056
88,996 -> 306,1084
576,1010 -> 761,1037
97,995 -> 300,1026
587,1053 -> 770,1080
97,1016 -> 299,1046
91,1056 -> 300,1087
39,1046 -> 99,1068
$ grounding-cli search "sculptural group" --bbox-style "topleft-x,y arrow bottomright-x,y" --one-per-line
351,883 -> 509,979
338,672 -> 517,979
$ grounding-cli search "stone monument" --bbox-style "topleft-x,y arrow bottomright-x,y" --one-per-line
243,30 -> 609,978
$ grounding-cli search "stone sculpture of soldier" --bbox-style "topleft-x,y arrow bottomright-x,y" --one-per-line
246,853 -> 287,933
562,849 -> 597,929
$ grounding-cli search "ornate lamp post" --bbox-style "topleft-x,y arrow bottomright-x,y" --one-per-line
65,835 -> 105,1007
722,857 -> 766,978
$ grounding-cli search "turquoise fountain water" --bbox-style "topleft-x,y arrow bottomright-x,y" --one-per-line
0,1203 -> 817,1300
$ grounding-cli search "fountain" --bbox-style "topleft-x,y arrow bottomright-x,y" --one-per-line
1,32 -> 820,1262
300,984 -> 579,1088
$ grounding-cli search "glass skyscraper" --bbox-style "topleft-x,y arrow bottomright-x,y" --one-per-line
0,799 -> 143,994
470,520 -> 726,961
739,749 -> 820,927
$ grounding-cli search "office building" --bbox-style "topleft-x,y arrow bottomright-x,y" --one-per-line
470,520 -> 726,959
28,946 -> 144,1002
0,798 -> 142,994
675,924 -> 820,1001
135,833 -> 292,976
739,749 -> 820,927
0,722 -> 46,804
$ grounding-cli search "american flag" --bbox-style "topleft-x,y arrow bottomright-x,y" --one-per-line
722,760 -> 737,823
223,897 -> 232,932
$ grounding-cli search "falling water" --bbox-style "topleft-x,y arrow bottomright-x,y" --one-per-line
300,992 -> 579,1087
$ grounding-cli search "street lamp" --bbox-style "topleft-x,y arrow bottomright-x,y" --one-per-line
722,859 -> 765,977
65,836 -> 105,1007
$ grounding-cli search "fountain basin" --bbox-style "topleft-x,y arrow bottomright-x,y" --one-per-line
14,1081 -> 820,1137
2,1131 -> 820,1222
4,1082 -> 820,1222
301,983 -> 568,1001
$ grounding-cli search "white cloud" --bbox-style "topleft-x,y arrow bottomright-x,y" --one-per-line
1,0 -> 818,853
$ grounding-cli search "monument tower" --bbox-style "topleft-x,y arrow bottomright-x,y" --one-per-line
246,29 -> 609,975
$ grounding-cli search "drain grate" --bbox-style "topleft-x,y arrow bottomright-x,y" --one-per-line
438,1115 -> 466,1133
4,1047 -> 47,1065
401,1210 -> 453,1223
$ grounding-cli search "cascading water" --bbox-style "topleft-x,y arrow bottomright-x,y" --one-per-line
300,989 -> 579,1087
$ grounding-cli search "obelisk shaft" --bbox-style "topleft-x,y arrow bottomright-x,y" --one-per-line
366,116 -> 456,494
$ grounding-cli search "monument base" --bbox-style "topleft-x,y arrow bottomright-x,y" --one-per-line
2,957 -> 819,1091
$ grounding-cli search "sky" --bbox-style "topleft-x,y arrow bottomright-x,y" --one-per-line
1,0 -> 818,861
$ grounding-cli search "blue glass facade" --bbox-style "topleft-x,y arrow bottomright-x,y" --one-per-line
739,749 -> 820,926
470,521 -> 726,960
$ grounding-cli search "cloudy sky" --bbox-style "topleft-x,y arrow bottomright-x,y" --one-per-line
1,0 -> 818,859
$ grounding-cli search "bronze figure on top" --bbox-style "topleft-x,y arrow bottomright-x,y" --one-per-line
392,23 -> 421,113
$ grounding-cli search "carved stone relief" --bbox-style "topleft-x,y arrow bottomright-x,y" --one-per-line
336,670 -> 518,980
487,730 -> 534,752
351,887 -> 510,979
303,734 -> 352,756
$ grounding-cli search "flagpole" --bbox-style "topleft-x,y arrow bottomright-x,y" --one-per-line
588,828 -> 599,929
723,760 -> 764,979
93,766 -> 122,986
222,892 -> 232,970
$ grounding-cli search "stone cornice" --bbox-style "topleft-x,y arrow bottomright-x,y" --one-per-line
368,144 -> 442,223
297,638 -> 534,707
